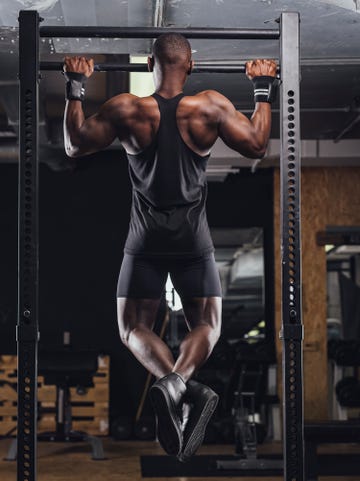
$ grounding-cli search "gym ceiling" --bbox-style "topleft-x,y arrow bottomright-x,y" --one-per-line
0,0 -> 359,171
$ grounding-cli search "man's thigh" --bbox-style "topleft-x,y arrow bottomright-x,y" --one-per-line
169,254 -> 222,330
117,254 -> 168,331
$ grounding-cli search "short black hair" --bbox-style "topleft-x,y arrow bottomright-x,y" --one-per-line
152,33 -> 191,66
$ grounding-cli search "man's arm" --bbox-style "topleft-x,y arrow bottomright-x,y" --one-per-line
214,59 -> 277,159
63,56 -> 127,158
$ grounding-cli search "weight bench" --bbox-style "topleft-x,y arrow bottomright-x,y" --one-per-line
5,349 -> 105,461
305,421 -> 360,480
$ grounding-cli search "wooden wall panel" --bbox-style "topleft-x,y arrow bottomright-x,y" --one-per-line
274,167 -> 360,420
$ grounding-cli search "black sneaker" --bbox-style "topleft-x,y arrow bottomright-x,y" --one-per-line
150,372 -> 187,456
177,380 -> 218,463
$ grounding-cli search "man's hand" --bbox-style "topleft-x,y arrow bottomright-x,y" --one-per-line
63,56 -> 94,78
245,59 -> 277,80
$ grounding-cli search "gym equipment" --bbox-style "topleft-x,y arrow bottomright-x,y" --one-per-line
329,339 -> 360,366
134,416 -> 156,440
6,350 -> 105,461
42,61 -> 277,73
217,361 -> 282,472
17,11 -> 303,481
335,376 -> 360,407
305,421 -> 360,480
111,416 -> 133,440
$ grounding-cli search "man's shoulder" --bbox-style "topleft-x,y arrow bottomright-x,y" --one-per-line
103,93 -> 156,120
107,93 -> 141,108
184,90 -> 229,108
193,89 -> 226,100
180,90 -> 231,119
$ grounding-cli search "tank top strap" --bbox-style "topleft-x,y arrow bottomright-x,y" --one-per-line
152,92 -> 184,104
152,92 -> 184,126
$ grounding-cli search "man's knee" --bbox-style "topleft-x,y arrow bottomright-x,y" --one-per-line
195,318 -> 221,347
117,307 -> 136,346
119,323 -> 151,347
118,323 -> 131,346
117,297 -> 160,346
204,299 -> 222,342
209,321 -> 221,345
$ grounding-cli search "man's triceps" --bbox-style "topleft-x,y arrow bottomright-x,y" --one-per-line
65,106 -> 117,157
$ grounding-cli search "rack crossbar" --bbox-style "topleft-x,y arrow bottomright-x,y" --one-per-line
39,26 -> 280,40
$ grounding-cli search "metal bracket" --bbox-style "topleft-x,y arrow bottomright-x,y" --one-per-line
279,324 -> 304,341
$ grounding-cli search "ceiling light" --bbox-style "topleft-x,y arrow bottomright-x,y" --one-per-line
15,0 -> 59,12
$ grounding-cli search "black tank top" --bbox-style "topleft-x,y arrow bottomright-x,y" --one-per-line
124,92 -> 214,258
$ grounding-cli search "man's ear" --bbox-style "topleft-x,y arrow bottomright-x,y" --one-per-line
148,56 -> 154,72
188,60 -> 195,75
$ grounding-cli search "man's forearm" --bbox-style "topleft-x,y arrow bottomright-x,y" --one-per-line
249,102 -> 272,157
245,62 -> 277,157
63,100 -> 86,157
62,57 -> 116,157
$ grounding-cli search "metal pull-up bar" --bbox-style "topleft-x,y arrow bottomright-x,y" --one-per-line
39,25 -> 280,40
40,61 -> 251,73
17,9 -> 303,481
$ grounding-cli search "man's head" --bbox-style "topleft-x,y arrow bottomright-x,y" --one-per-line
148,33 -> 193,74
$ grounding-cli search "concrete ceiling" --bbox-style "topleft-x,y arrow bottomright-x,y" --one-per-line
0,0 -> 360,173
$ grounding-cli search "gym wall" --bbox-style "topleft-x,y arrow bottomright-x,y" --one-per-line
274,166 -> 360,420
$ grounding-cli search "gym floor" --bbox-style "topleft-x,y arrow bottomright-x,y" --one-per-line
0,439 -> 359,481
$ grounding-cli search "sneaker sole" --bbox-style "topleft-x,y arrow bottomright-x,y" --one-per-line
179,394 -> 218,462
150,384 -> 182,456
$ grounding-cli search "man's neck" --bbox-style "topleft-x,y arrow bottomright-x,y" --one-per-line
153,69 -> 186,99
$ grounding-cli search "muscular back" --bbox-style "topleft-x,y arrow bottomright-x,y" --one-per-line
100,91 -> 223,157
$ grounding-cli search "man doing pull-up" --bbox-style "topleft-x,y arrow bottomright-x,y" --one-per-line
63,33 -> 277,462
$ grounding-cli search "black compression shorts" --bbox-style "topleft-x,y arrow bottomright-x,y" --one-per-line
116,253 -> 222,299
